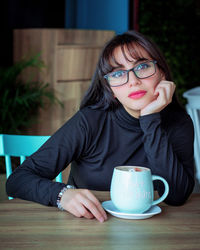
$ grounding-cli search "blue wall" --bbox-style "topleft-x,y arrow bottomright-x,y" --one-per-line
65,0 -> 129,34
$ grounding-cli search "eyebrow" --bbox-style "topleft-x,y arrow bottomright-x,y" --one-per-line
111,57 -> 149,71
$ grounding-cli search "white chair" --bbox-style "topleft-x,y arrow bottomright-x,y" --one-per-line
183,87 -> 200,183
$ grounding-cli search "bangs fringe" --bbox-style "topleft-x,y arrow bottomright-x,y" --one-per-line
101,42 -> 148,75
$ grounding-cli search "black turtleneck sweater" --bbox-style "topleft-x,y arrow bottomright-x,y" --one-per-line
6,105 -> 195,207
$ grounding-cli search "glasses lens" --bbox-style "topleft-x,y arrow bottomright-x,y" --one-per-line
134,61 -> 156,79
106,70 -> 128,86
105,61 -> 156,86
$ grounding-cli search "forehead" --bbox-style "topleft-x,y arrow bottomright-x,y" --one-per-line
110,44 -> 151,66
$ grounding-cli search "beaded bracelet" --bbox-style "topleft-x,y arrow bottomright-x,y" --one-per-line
57,185 -> 75,211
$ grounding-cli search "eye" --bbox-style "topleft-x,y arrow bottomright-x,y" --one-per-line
110,70 -> 126,78
135,62 -> 150,71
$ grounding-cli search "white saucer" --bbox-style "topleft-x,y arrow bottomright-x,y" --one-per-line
102,200 -> 162,220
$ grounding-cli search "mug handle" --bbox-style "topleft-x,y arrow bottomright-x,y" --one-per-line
152,175 -> 169,206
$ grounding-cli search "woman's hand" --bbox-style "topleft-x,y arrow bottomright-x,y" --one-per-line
140,80 -> 176,116
60,189 -> 107,222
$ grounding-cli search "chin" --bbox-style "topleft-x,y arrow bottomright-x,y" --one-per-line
129,103 -> 148,111
133,99 -> 153,109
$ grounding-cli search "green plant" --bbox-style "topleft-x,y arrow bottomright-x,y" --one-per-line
139,0 -> 200,105
0,54 -> 62,134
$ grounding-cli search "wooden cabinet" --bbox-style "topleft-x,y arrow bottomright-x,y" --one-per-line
13,29 -> 115,135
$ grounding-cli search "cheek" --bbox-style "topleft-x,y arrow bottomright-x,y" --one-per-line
111,87 -> 125,98
147,75 -> 160,92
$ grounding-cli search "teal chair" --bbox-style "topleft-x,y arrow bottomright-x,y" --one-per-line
0,134 -> 62,199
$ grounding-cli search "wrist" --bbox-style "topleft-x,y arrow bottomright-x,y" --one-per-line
57,185 -> 76,211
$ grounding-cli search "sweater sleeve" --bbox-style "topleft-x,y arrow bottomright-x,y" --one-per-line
139,112 -> 195,206
6,111 -> 89,206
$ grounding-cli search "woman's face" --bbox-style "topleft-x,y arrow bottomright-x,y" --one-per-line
109,45 -> 164,118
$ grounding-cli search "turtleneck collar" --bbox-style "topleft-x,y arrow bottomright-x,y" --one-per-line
112,104 -> 141,131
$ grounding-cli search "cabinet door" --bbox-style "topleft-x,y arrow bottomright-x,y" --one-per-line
56,45 -> 101,81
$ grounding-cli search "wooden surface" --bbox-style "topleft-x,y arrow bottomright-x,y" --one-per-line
13,29 -> 115,136
0,192 -> 200,250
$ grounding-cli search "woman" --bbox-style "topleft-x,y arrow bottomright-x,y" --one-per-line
6,30 -> 194,223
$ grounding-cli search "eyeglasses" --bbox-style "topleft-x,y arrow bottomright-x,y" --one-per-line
104,60 -> 157,87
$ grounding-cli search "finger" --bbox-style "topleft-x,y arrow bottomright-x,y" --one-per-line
64,193 -> 95,219
74,203 -> 95,219
84,190 -> 108,220
78,192 -> 106,222
68,205 -> 85,218
164,82 -> 175,101
157,85 -> 168,101
156,86 -> 169,107
66,199 -> 95,219
159,81 -> 175,91
155,81 -> 174,101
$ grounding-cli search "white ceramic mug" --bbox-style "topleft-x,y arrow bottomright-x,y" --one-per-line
110,166 -> 169,213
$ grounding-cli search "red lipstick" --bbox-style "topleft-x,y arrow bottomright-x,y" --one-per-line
128,90 -> 147,99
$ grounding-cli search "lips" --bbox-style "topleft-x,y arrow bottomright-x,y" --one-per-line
128,90 -> 147,99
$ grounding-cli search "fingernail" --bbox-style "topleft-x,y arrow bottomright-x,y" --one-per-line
99,217 -> 104,223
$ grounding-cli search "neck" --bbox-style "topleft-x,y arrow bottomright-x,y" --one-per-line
124,106 -> 140,119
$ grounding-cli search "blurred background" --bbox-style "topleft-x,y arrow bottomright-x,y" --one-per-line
0,0 -> 200,199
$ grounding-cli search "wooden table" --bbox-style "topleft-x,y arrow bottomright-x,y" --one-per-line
0,192 -> 200,250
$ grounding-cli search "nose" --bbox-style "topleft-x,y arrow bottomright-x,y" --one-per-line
127,70 -> 141,87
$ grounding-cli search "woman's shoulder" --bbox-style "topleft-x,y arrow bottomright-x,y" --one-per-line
52,107 -> 110,139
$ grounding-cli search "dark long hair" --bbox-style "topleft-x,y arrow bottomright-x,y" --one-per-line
80,30 -> 182,111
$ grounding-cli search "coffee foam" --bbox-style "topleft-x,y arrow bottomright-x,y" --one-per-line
116,166 -> 149,172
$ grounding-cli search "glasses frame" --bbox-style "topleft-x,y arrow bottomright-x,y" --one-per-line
104,60 -> 157,87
